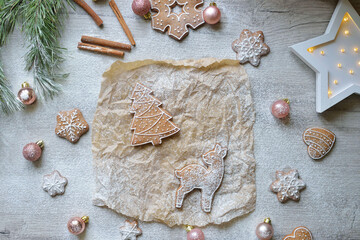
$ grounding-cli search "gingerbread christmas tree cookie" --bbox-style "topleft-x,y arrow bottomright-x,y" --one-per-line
151,0 -> 205,40
130,83 -> 180,146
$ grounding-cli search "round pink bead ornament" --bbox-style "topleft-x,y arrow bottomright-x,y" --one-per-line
271,99 -> 290,119
17,82 -> 36,105
22,140 -> 44,162
187,226 -> 205,240
256,218 -> 274,240
203,2 -> 221,25
67,216 -> 89,235
132,0 -> 151,19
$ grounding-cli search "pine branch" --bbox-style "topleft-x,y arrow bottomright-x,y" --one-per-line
0,0 -> 24,114
22,0 -> 72,99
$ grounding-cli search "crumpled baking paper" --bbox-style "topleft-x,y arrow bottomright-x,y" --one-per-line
92,58 -> 256,227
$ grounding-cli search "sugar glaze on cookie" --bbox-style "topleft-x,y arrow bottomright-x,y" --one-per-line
174,143 -> 227,212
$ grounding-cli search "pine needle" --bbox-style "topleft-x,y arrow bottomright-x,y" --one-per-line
21,0 -> 72,99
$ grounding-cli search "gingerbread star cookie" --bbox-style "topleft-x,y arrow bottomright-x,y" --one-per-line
119,220 -> 142,240
175,143 -> 227,212
151,0 -> 205,40
283,226 -> 313,240
232,29 -> 270,66
55,108 -> 89,143
303,127 -> 335,160
270,169 -> 306,203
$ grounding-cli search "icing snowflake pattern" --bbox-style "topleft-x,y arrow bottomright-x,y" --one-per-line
56,108 -> 89,143
42,170 -> 68,197
119,220 -> 142,240
270,169 -> 306,203
232,29 -> 270,66
151,0 -> 205,40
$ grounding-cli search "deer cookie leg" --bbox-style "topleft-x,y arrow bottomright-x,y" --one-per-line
175,187 -> 185,208
201,190 -> 214,212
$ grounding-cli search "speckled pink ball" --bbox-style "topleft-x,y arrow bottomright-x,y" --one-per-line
271,99 -> 290,119
255,222 -> 274,240
22,143 -> 42,161
203,4 -> 221,25
67,217 -> 86,235
187,228 -> 205,240
132,0 -> 151,16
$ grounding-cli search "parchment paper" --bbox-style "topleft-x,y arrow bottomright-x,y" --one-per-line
92,58 -> 256,227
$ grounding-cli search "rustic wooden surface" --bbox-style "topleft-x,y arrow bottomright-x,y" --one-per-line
0,0 -> 359,239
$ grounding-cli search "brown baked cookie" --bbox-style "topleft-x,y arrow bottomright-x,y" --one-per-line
303,127 -> 335,160
232,29 -> 270,66
283,226 -> 313,240
151,0 -> 205,40
55,108 -> 89,143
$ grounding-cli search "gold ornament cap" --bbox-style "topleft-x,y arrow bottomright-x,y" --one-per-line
184,225 -> 194,232
36,140 -> 44,149
81,216 -> 89,223
264,217 -> 271,224
22,82 -> 30,88
283,98 -> 290,104
210,2 -> 217,6
144,12 -> 151,20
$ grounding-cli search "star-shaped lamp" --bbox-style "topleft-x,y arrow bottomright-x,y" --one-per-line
291,0 -> 360,112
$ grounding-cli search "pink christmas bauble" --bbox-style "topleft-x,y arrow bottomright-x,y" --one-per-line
22,143 -> 42,162
187,228 -> 205,240
271,99 -> 290,119
255,222 -> 274,240
67,217 -> 86,235
203,5 -> 221,25
132,0 -> 151,16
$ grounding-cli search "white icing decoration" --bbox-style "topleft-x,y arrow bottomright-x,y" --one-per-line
42,170 -> 67,197
119,220 -> 142,240
232,29 -> 270,67
20,89 -> 30,101
56,109 -> 88,142
175,143 -> 227,212
270,169 -> 306,202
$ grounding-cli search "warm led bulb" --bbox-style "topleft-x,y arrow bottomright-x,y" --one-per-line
358,61 -> 360,65
354,48 -> 358,52
320,50 -> 325,55
337,63 -> 342,68
349,69 -> 354,74
334,80 -> 338,85
328,90 -> 333,96
344,30 -> 350,35
307,47 -> 314,53
344,17 -> 349,21
341,49 -> 345,53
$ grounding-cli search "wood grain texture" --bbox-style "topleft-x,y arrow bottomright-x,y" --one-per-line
0,0 -> 359,239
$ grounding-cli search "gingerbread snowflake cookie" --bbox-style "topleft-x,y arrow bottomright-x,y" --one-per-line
151,0 -> 205,40
232,29 -> 270,66
175,143 -> 227,212
119,220 -> 142,240
270,169 -> 305,203
42,170 -> 68,197
130,83 -> 180,146
55,108 -> 89,143
303,127 -> 335,160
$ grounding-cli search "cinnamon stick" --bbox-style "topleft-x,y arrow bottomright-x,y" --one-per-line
73,0 -> 103,26
109,0 -> 136,46
77,42 -> 124,57
81,35 -> 131,51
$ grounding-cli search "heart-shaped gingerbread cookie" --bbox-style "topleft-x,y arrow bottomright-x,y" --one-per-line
303,127 -> 335,159
283,226 -> 313,240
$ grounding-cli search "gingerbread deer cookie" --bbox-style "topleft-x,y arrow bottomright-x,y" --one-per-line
175,143 -> 227,212
130,83 -> 180,146
151,0 -> 205,40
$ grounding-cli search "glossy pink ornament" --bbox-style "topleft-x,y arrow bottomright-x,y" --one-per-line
132,0 -> 151,16
271,99 -> 290,119
22,140 -> 44,162
67,216 -> 89,235
256,218 -> 274,240
203,3 -> 221,25
187,228 -> 205,240
17,82 -> 36,105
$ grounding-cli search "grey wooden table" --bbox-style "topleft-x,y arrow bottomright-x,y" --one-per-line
0,0 -> 359,239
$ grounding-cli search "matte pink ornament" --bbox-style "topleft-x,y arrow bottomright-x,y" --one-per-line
271,99 -> 290,119
132,0 -> 151,16
203,3 -> 221,25
187,228 -> 205,240
256,218 -> 274,240
67,216 -> 89,235
22,141 -> 44,162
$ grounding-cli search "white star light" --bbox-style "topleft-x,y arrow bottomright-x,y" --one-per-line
291,0 -> 360,112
